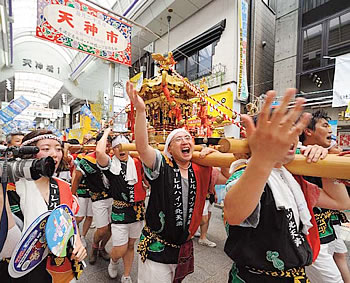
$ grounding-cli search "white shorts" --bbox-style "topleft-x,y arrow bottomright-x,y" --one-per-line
305,243 -> 343,283
328,225 -> 348,254
91,198 -> 113,229
75,197 -> 93,217
138,257 -> 177,283
202,200 -> 213,216
111,221 -> 144,246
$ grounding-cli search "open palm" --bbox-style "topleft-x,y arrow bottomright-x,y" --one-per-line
126,81 -> 145,111
241,88 -> 311,166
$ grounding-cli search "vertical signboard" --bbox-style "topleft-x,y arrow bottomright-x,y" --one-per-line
237,0 -> 248,102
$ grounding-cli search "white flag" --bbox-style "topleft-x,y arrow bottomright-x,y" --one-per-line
332,53 -> 350,107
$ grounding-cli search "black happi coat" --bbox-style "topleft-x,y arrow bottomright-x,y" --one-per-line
304,176 -> 336,244
142,155 -> 211,264
225,184 -> 313,272
101,159 -> 145,224
75,154 -> 91,198
77,152 -> 110,201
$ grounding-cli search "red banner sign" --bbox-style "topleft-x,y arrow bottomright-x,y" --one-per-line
36,0 -> 132,66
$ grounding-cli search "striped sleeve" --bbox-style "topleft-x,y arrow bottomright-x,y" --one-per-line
225,164 -> 261,228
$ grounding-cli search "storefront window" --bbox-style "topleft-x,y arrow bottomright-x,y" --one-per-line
328,12 -> 350,58
73,112 -> 80,124
303,24 -> 323,71
303,0 -> 332,14
298,68 -> 334,109
187,53 -> 198,81
174,43 -> 213,81
175,58 -> 185,76
198,45 -> 212,77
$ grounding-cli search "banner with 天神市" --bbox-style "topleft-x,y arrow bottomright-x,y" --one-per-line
36,0 -> 132,66
0,96 -> 31,124
236,0 -> 248,102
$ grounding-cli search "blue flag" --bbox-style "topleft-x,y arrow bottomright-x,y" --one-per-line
0,96 -> 31,123
2,120 -> 36,134
80,104 -> 101,129
47,124 -> 62,137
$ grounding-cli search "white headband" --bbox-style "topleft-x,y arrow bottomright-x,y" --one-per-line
163,128 -> 191,159
21,134 -> 62,147
112,135 -> 130,148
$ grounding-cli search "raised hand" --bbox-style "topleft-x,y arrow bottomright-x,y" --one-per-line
103,127 -> 112,135
126,81 -> 145,112
241,88 -> 311,167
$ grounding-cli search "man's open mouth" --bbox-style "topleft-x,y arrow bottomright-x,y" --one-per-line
119,152 -> 126,157
181,147 -> 190,154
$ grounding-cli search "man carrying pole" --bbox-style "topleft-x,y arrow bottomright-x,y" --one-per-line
74,133 -> 112,264
96,130 -> 146,283
126,81 -> 229,282
300,110 -> 350,283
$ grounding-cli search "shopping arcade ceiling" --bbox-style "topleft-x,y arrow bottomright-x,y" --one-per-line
0,0 -> 213,122
4,0 -> 137,111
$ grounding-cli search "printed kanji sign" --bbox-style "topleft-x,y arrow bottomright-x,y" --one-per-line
36,0 -> 132,66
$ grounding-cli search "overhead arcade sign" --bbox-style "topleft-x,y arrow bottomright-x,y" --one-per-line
36,0 -> 132,66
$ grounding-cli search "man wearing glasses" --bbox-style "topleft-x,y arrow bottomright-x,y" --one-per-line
126,81 -> 229,282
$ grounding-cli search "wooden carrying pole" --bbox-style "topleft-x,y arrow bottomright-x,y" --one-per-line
218,138 -> 250,153
117,143 -> 204,152
70,143 -> 350,179
218,138 -> 350,179
128,151 -> 235,168
68,144 -> 96,153
128,150 -> 350,180
287,154 -> 350,179
68,144 -> 205,152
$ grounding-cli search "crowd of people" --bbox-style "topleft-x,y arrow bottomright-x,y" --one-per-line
0,83 -> 349,283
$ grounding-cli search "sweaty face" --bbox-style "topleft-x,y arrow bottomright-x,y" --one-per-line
10,135 -> 24,147
312,118 -> 332,148
113,146 -> 129,161
35,139 -> 63,171
168,133 -> 194,163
